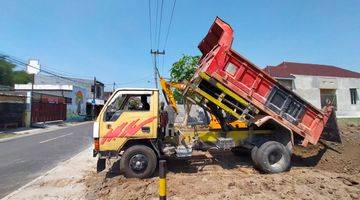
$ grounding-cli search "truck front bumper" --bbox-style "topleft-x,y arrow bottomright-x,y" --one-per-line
93,150 -> 119,159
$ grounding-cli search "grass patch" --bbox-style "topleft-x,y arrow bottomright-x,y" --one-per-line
337,118 -> 360,127
0,133 -> 17,139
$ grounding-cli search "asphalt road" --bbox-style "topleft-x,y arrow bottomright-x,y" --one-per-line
0,122 -> 93,198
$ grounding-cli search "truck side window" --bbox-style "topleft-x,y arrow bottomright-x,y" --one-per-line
124,95 -> 151,111
104,94 -> 151,122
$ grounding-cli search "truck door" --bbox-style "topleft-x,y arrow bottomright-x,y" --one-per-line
98,90 -> 158,151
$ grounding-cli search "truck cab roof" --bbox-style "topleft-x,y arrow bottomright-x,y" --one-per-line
114,88 -> 158,92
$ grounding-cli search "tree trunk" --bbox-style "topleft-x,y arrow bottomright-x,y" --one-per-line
182,99 -> 192,127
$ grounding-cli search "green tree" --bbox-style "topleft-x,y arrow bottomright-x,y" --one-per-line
170,55 -> 200,126
0,58 -> 32,86
12,71 -> 32,84
0,58 -> 15,86
170,55 -> 200,102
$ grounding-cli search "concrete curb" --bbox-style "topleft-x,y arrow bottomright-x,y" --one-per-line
0,121 -> 93,143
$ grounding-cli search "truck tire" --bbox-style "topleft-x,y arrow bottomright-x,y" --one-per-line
255,141 -> 291,173
97,158 -> 106,173
120,145 -> 157,178
250,146 -> 259,167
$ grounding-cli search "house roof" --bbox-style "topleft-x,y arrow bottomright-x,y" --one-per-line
264,62 -> 360,79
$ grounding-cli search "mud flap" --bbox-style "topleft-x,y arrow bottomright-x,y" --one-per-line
321,111 -> 341,143
97,158 -> 106,173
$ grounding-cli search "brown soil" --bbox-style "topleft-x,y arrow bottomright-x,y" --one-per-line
84,123 -> 360,200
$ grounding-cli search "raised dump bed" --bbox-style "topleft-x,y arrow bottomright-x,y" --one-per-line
184,17 -> 334,146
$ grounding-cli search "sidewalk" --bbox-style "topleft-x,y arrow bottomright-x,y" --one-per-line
2,148 -> 95,200
0,121 -> 93,142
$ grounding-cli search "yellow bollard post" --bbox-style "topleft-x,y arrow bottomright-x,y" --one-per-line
159,160 -> 167,200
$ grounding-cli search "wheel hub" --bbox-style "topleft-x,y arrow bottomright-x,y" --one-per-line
268,151 -> 282,165
129,154 -> 148,172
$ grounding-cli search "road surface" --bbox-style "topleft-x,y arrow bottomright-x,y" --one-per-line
0,122 -> 93,198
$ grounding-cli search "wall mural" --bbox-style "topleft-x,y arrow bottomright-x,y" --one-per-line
67,86 -> 90,121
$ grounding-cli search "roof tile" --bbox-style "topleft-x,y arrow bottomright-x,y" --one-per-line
264,62 -> 360,79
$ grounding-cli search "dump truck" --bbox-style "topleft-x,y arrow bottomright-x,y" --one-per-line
93,17 -> 338,178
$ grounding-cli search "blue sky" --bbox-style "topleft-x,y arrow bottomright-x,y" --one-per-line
1,0 -> 359,90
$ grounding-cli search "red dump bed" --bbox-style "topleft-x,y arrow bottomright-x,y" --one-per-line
194,17 -> 333,146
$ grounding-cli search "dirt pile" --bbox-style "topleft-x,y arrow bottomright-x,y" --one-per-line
84,122 -> 360,200
293,122 -> 360,175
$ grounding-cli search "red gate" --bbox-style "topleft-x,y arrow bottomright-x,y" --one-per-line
31,94 -> 66,123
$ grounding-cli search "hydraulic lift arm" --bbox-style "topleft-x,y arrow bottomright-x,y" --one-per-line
159,76 -> 247,129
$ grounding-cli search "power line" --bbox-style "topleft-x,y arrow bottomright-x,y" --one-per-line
161,0 -> 177,75
157,0 -> 164,49
154,0 -> 159,48
0,51 -> 92,79
163,0 -> 177,50
148,0 -> 153,49
0,53 -> 97,85
103,75 -> 152,86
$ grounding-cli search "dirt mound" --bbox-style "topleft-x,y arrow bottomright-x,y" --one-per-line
293,122 -> 360,175
84,122 -> 360,200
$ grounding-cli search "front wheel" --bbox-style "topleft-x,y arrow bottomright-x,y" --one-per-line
120,145 -> 157,178
255,141 -> 291,173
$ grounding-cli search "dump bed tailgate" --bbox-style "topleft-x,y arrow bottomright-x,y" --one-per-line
189,17 -> 333,146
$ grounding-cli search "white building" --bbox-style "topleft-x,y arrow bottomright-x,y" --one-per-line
265,62 -> 360,118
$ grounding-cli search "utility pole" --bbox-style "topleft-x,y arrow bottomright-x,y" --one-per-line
150,49 -> 165,88
29,73 -> 34,126
92,77 -> 96,120
26,59 -> 40,128
113,82 -> 116,93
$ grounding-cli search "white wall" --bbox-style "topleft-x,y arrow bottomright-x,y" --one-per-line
335,78 -> 360,117
292,75 -> 321,108
291,75 -> 360,118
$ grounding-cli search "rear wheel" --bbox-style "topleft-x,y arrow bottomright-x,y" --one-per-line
255,141 -> 291,173
120,145 -> 157,178
250,146 -> 259,167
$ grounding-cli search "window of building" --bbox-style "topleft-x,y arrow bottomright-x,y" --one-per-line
320,89 -> 337,110
96,85 -> 102,98
350,88 -> 358,105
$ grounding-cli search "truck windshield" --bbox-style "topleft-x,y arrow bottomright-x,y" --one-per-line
104,94 -> 126,121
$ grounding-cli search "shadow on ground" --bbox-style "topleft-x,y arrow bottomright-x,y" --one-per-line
103,146 -> 330,179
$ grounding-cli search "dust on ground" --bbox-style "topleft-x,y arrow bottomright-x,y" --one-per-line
84,122 -> 360,200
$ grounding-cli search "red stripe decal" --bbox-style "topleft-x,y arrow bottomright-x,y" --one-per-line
100,116 -> 157,145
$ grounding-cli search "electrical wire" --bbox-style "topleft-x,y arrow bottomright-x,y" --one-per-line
0,51 -> 92,79
103,74 -> 153,86
148,0 -> 153,49
161,0 -> 177,75
163,0 -> 177,50
154,0 -> 159,49
157,0 -> 164,50
0,53 -> 95,85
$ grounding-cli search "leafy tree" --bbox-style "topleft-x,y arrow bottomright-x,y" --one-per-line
170,55 -> 200,102
170,55 -> 200,126
12,71 -> 32,84
0,58 -> 15,86
0,58 -> 32,86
